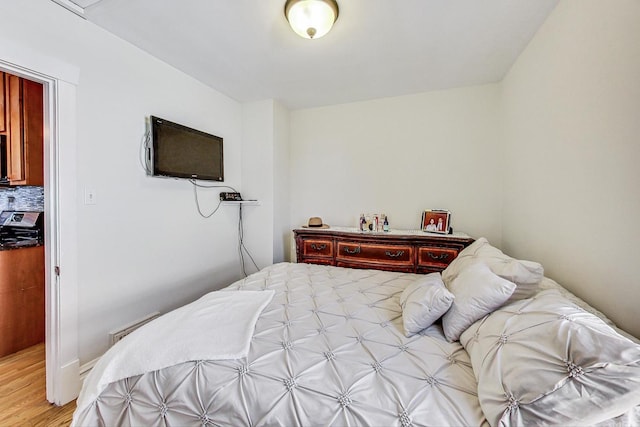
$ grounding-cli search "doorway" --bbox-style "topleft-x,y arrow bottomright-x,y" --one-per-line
0,71 -> 46,358
0,48 -> 80,405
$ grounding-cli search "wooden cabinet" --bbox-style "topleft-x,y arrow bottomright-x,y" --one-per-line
0,246 -> 45,358
295,228 -> 473,274
0,72 -> 5,133
6,74 -> 24,183
0,72 -> 44,186
21,78 -> 44,186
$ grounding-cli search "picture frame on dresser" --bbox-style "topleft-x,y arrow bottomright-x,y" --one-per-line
422,210 -> 450,234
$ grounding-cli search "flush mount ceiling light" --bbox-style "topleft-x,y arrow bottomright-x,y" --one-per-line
284,0 -> 339,39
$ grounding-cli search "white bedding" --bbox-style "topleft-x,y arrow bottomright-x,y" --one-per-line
74,289 -> 274,419
462,289 -> 640,426
72,262 -> 640,427
73,263 -> 486,426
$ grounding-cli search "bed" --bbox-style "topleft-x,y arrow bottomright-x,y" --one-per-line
72,238 -> 640,426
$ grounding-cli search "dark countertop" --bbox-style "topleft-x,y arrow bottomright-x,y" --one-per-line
0,241 -> 43,251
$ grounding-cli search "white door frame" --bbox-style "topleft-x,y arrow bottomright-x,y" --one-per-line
0,41 -> 80,405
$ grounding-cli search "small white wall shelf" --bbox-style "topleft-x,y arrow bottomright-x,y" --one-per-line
221,200 -> 260,206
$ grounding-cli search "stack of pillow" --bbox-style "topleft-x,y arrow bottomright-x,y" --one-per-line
399,237 -> 640,427
400,237 -> 544,341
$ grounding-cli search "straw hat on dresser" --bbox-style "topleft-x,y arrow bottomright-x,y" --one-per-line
302,217 -> 330,229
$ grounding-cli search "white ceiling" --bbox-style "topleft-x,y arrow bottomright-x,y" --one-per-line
58,0 -> 559,109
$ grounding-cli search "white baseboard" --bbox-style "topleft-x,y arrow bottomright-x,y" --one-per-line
58,359 -> 81,405
79,356 -> 101,383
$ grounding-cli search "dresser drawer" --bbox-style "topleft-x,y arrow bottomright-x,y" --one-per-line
417,246 -> 459,269
336,242 -> 414,267
302,239 -> 333,258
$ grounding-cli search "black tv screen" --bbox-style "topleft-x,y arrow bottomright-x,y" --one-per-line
150,116 -> 224,181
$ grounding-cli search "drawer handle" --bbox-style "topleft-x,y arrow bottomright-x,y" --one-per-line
427,252 -> 449,261
344,246 -> 361,254
311,243 -> 327,251
385,250 -> 405,258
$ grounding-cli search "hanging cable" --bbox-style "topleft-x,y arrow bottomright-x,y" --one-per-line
187,178 -> 258,275
140,130 -> 152,174
238,204 -> 246,277
238,203 -> 260,276
189,179 -> 238,192
190,178 -> 239,218
192,183 -> 223,218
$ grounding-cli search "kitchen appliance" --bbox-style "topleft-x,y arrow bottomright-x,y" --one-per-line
0,210 -> 44,247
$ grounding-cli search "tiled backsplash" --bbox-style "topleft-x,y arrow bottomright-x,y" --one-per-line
0,186 -> 45,212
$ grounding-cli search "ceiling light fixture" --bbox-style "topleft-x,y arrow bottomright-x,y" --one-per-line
284,0 -> 339,40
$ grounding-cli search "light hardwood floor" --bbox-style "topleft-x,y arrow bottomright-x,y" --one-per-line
0,343 -> 76,426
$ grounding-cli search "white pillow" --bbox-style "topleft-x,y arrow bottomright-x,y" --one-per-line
442,237 -> 543,302
400,273 -> 454,337
441,263 -> 516,342
461,289 -> 640,427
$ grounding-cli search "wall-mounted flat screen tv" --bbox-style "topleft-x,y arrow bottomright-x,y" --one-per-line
150,116 -> 224,181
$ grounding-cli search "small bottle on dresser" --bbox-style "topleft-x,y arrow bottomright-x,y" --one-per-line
383,214 -> 389,232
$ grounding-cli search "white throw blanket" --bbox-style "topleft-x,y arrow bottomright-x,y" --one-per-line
74,289 -> 274,416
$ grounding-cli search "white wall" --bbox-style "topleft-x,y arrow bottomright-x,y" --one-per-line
242,100 -> 275,273
0,0 -> 251,363
242,100 -> 291,266
501,0 -> 640,338
273,102 -> 291,262
289,85 -> 503,244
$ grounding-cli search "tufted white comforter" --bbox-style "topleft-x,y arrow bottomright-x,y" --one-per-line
72,262 -> 640,426
73,263 -> 486,426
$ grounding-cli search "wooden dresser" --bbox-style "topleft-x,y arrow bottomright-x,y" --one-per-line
294,227 -> 473,274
